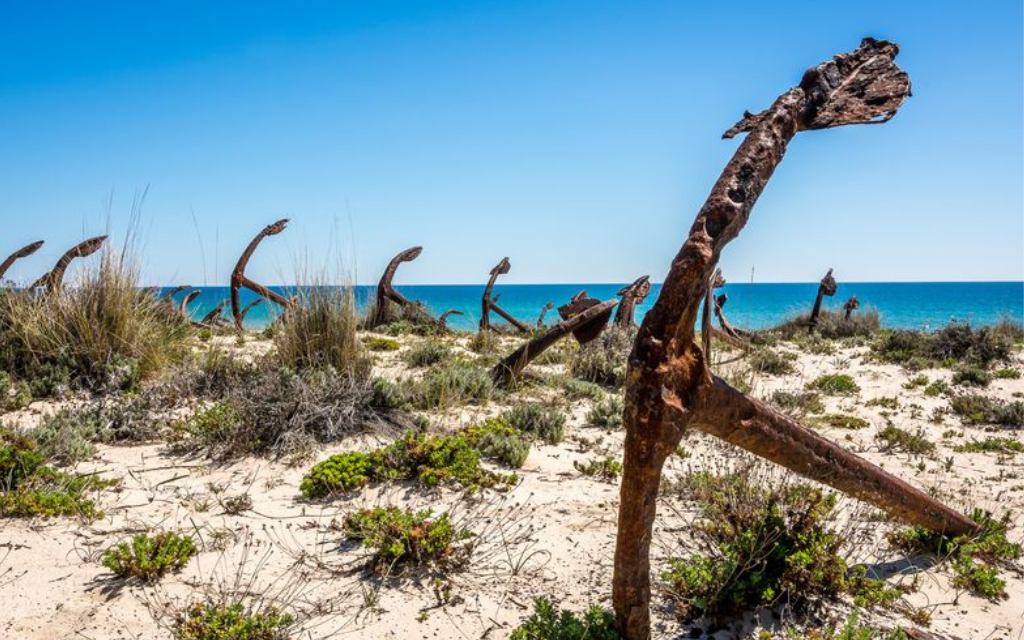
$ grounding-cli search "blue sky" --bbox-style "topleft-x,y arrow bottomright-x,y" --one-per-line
1,1 -> 1021,286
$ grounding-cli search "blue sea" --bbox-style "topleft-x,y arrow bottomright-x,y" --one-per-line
167,281 -> 1023,333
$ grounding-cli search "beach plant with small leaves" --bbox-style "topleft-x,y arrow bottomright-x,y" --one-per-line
102,531 -> 197,582
174,601 -> 294,640
343,506 -> 473,574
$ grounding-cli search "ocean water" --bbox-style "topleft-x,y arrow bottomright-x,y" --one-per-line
167,281 -> 1023,333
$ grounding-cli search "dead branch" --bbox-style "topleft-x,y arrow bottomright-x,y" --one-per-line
479,257 -> 528,334
0,240 -> 44,282
230,219 -> 292,329
612,39 -> 975,640
29,235 -> 106,292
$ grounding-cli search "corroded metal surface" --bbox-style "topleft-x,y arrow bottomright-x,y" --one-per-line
373,246 -> 422,327
844,295 -> 861,320
614,276 -> 651,329
30,235 -> 107,292
200,300 -> 229,325
810,268 -> 838,326
438,308 -> 463,329
0,240 -> 44,282
479,257 -> 528,334
230,220 -> 292,329
612,39 -> 974,640
536,301 -> 554,328
492,298 -> 617,384
557,291 -> 611,344
238,298 -> 265,323
179,289 -> 201,316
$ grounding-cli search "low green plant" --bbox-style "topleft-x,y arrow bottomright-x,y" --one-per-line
560,378 -> 606,402
948,393 -> 1023,427
22,407 -> 102,465
664,469 -> 897,622
509,597 -> 622,640
574,456 -> 622,481
404,339 -> 452,367
174,601 -> 294,640
343,506 -> 473,574
889,510 -> 1021,599
902,374 -> 929,389
750,348 -> 797,376
501,402 -> 566,444
587,395 -> 624,428
994,367 -> 1021,379
952,366 -> 992,388
0,429 -> 111,518
300,429 -> 517,498
406,360 -> 495,409
872,322 -> 1015,369
807,374 -> 860,395
875,426 -> 935,456
466,419 -> 531,468
786,610 -> 909,640
468,330 -> 500,354
0,372 -> 32,412
102,531 -> 197,582
364,336 -> 401,351
865,396 -> 899,410
570,327 -> 632,387
954,437 -> 1023,455
769,390 -> 824,418
813,414 -> 869,430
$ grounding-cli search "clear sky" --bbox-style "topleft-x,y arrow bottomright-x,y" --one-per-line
1,1 -> 1021,287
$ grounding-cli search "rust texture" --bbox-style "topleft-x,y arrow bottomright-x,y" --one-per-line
162,285 -> 192,303
230,219 -> 292,329
0,240 -> 44,282
372,243 -> 440,323
30,235 -> 107,292
200,300 -> 229,326
844,295 -> 861,320
479,257 -> 528,334
810,268 -> 838,326
492,298 -> 617,384
438,309 -> 463,330
710,271 -> 749,342
558,291 -> 613,345
536,301 -> 554,328
238,298 -> 265,323
613,276 -> 651,329
612,39 -> 977,640
179,290 -> 201,316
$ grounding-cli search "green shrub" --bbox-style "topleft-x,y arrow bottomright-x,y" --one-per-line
664,470 -> 895,622
468,330 -> 499,354
0,429 -> 111,519
769,390 -> 824,418
587,396 -> 624,428
300,429 -> 517,499
574,456 -> 622,481
903,374 -> 929,389
865,396 -> 899,410
952,366 -> 992,388
814,414 -> 869,430
23,407 -> 101,465
466,419 -> 531,468
994,368 -> 1021,379
570,328 -> 632,387
364,336 -> 401,351
407,360 -> 495,409
787,610 -> 908,640
510,597 -> 622,640
872,322 -> 1014,369
948,393 -> 1023,427
102,531 -> 197,582
875,426 -> 935,456
889,510 -> 1020,599
807,374 -> 860,395
773,309 -> 880,340
750,348 -> 797,376
369,377 -> 406,410
0,372 -> 31,412
501,402 -> 566,444
954,437 -> 1023,455
174,601 -> 294,640
343,506 -> 473,574
560,378 -> 606,402
404,339 -> 452,367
